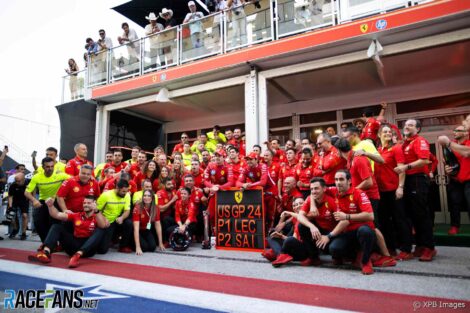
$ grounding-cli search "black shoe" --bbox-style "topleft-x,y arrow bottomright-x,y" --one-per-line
20,233 -> 27,240
0,236 -> 3,240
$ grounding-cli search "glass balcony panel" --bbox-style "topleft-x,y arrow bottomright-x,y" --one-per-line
225,0 -> 272,51
111,38 -> 141,81
62,70 -> 86,103
88,50 -> 108,87
339,0 -> 409,22
143,26 -> 178,73
278,0 -> 334,38
181,12 -> 224,63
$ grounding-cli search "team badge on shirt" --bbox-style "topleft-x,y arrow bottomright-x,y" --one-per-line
211,170 -> 216,176
249,172 -> 254,178
75,220 -> 82,226
221,170 -> 225,175
73,187 -> 80,193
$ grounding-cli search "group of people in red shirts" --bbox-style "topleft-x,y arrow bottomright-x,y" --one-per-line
25,108 -> 470,274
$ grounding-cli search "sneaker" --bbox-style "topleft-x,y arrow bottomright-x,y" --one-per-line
68,253 -> 81,268
419,248 -> 437,262
413,246 -> 425,257
448,226 -> 459,235
300,257 -> 321,267
361,260 -> 374,275
395,251 -> 414,261
28,250 -> 51,264
118,246 -> 133,253
20,233 -> 27,240
372,255 -> 397,267
261,249 -> 277,262
272,254 -> 293,267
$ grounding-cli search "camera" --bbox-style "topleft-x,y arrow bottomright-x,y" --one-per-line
5,207 -> 16,223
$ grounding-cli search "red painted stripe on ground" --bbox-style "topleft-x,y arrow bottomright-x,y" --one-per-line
0,247 -> 467,313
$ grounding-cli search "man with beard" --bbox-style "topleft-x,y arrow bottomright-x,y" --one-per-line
294,148 -> 316,199
314,133 -> 346,186
394,119 -> 436,261
57,164 -> 100,213
25,157 -> 70,243
228,128 -> 246,156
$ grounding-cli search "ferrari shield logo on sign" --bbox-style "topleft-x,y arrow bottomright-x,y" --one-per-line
360,24 -> 369,33
234,191 -> 243,204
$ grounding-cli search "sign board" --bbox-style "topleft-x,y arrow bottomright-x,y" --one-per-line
215,188 -> 265,252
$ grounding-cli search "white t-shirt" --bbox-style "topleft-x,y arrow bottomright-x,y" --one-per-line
184,12 -> 205,34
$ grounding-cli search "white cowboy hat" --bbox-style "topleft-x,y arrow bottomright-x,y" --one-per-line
146,12 -> 158,21
159,8 -> 173,18
188,1 -> 196,7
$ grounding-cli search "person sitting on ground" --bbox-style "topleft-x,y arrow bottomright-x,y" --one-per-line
133,190 -> 165,254
28,196 -> 107,268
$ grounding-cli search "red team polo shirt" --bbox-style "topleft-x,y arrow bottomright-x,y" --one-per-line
129,163 -> 143,179
103,178 -> 137,194
228,159 -> 246,185
174,199 -> 197,224
172,143 -> 185,154
267,162 -> 281,187
455,140 -> 470,183
294,162 -> 316,191
279,161 -> 298,184
360,117 -> 381,142
228,139 -> 246,156
57,177 -> 101,213
101,162 -> 129,178
177,187 -> 205,210
402,134 -> 430,175
280,188 -> 303,213
187,169 -> 205,189
313,146 -> 345,186
65,157 -> 93,177
132,202 -> 161,230
238,163 -> 278,194
67,212 -> 97,238
203,163 -> 233,189
157,189 -> 177,220
326,187 -> 375,232
301,195 -> 337,232
376,144 -> 405,192
349,155 -> 380,200
273,149 -> 286,164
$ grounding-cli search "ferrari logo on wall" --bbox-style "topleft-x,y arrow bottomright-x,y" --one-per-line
360,24 -> 369,33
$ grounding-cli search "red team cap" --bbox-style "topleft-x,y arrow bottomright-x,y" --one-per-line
245,152 -> 259,160
214,149 -> 227,157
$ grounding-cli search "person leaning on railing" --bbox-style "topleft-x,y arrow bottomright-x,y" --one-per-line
118,22 -> 140,62
144,12 -> 164,67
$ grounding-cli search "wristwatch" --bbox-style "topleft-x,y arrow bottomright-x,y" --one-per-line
327,233 -> 334,240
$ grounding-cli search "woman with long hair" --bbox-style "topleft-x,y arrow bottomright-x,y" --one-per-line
156,166 -> 174,191
135,160 -> 160,191
65,58 -> 79,100
172,159 -> 185,189
133,189 -> 165,254
376,124 -> 413,260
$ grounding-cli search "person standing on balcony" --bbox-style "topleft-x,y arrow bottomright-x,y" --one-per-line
65,59 -> 79,100
96,29 -> 113,75
159,8 -> 177,66
118,22 -> 140,63
227,0 -> 246,47
184,1 -> 205,50
144,12 -> 164,69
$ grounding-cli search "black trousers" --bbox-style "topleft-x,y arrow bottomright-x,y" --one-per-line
447,180 -> 470,227
281,237 -> 309,261
162,216 -> 176,242
378,191 -> 413,252
97,219 -> 133,254
329,225 -> 376,264
44,224 -> 103,257
33,200 -> 61,243
404,174 -> 434,249
298,223 -> 330,259
133,229 -> 157,252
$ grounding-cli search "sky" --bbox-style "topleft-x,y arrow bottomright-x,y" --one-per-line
0,0 -> 143,170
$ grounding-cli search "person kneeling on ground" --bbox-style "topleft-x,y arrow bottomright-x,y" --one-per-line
28,196 -> 107,268
133,190 -> 165,255
166,187 -> 197,245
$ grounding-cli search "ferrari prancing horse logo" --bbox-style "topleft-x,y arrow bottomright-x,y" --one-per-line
234,191 -> 243,204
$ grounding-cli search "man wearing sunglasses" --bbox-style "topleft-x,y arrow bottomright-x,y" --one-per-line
445,125 -> 470,235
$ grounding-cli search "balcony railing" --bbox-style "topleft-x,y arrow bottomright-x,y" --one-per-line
61,0 -> 436,103
62,69 -> 86,103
